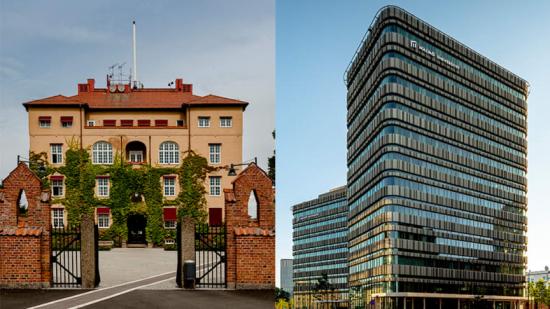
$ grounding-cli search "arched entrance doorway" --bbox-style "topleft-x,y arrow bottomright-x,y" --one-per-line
126,141 -> 147,164
127,214 -> 147,245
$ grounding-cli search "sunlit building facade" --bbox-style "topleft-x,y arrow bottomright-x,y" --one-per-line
345,6 -> 528,308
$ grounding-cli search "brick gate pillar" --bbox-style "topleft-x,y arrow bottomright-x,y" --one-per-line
224,163 -> 275,289
0,163 -> 51,288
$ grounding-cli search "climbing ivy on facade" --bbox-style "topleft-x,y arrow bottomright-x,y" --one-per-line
30,145 -> 218,247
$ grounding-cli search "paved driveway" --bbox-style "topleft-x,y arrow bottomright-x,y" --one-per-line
98,248 -> 177,288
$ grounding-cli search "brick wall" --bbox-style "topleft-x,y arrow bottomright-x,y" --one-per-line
0,236 -> 44,288
235,235 -> 275,289
225,163 -> 275,289
0,163 -> 51,288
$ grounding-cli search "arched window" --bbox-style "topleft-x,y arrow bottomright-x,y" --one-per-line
17,189 -> 28,217
247,190 -> 258,220
93,141 -> 113,164
159,141 -> 179,164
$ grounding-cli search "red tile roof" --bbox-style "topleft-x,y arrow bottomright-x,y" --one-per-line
224,188 -> 237,203
23,83 -> 248,110
0,227 -> 43,236
233,227 -> 275,237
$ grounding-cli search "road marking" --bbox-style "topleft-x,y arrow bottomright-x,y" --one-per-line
69,276 -> 176,309
27,271 -> 175,309
30,263 -> 215,309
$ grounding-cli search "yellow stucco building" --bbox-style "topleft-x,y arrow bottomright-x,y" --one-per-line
24,77 -> 247,245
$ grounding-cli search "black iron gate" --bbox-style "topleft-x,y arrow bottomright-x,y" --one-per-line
195,223 -> 226,288
51,225 -> 82,287
51,224 -> 100,288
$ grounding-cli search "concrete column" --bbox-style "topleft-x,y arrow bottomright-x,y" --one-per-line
180,217 -> 195,262
178,216 -> 195,287
81,213 -> 97,289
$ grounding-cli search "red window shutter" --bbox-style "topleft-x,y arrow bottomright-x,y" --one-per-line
138,120 -> 151,127
155,120 -> 168,127
208,208 -> 222,226
163,207 -> 177,221
60,116 -> 73,122
39,116 -> 52,121
96,175 -> 110,179
121,119 -> 133,126
164,175 -> 176,179
96,207 -> 110,214
50,175 -> 64,181
103,119 -> 116,126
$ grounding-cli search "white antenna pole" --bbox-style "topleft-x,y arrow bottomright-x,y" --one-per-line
132,21 -> 138,87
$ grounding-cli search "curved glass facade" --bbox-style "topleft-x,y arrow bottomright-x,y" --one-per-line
346,6 -> 528,308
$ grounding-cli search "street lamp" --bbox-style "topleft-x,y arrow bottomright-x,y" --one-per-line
227,157 -> 257,176
17,155 -> 47,174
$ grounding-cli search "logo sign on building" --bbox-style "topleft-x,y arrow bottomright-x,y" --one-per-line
410,40 -> 460,71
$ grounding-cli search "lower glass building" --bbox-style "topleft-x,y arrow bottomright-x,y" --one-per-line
292,187 -> 349,308
344,6 -> 528,309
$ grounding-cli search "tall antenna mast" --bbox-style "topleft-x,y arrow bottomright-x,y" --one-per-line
132,21 -> 138,88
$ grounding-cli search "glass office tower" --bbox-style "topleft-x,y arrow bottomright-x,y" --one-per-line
293,187 -> 349,308
345,6 -> 528,308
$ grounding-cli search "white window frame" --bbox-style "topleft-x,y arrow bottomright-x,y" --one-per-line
97,178 -> 110,197
51,179 -> 64,197
129,150 -> 143,163
209,144 -> 221,164
209,176 -> 221,196
61,120 -> 73,128
51,144 -> 63,164
198,116 -> 210,128
159,141 -> 180,164
40,120 -> 51,128
98,213 -> 110,228
52,208 -> 64,228
220,116 -> 232,128
164,177 -> 176,196
92,141 -> 113,165
164,220 -> 176,229
87,120 -> 96,127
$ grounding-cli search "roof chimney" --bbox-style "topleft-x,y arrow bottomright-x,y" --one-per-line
87,79 -> 95,91
175,78 -> 183,91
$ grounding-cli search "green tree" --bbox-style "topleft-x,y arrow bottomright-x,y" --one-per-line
313,273 -> 334,308
275,287 -> 291,302
528,279 -> 550,308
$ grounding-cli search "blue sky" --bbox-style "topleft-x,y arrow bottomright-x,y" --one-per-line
0,0 -> 274,176
276,0 -> 550,285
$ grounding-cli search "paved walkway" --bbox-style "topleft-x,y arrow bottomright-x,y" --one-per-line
97,248 -> 177,288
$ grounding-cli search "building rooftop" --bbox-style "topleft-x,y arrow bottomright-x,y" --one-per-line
23,78 -> 248,110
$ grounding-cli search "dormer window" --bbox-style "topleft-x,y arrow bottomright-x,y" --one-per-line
60,116 -> 73,128
39,116 -> 51,128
